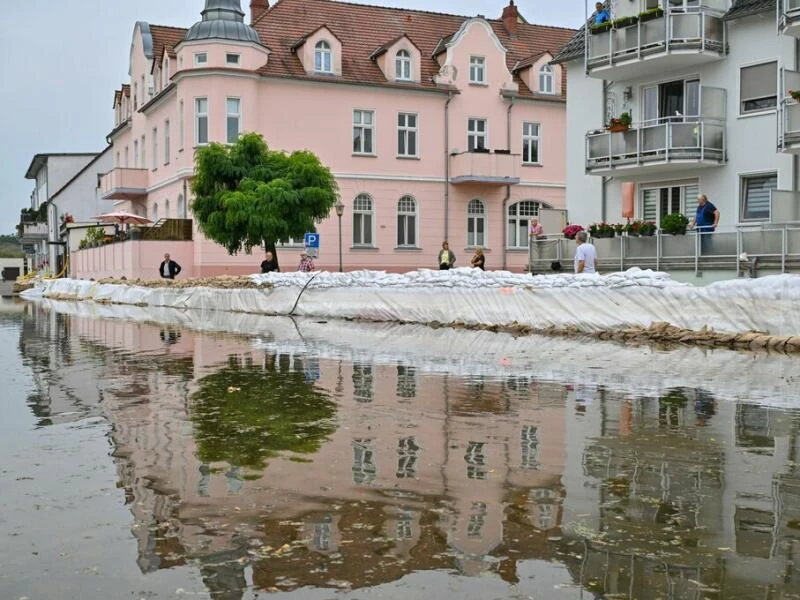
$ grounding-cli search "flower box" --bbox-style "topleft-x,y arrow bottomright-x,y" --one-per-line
608,123 -> 629,133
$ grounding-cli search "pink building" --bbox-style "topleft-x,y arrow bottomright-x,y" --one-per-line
90,0 -> 574,278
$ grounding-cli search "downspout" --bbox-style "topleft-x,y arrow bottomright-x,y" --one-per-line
503,93 -> 516,271
601,79 -> 612,222
444,91 -> 454,241
795,39 -> 800,193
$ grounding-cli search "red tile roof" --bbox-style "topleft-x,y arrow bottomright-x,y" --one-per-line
149,24 -> 187,60
252,0 -> 575,100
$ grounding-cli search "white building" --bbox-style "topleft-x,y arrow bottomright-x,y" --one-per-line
21,151 -> 111,274
552,0 -> 800,271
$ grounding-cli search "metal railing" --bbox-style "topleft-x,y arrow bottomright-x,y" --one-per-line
778,0 -> 800,32
528,224 -> 800,276
586,6 -> 726,70
586,116 -> 726,170
778,69 -> 800,150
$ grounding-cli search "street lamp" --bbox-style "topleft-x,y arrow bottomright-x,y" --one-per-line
335,199 -> 345,272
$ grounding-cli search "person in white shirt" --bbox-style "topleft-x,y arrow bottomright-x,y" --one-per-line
573,231 -> 598,274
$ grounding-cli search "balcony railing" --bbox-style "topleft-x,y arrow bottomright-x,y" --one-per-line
449,150 -> 521,185
528,224 -> 800,276
586,7 -> 727,80
779,0 -> 800,36
19,222 -> 48,243
99,168 -> 148,200
778,69 -> 800,152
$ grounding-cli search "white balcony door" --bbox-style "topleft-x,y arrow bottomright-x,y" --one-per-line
642,78 -> 700,124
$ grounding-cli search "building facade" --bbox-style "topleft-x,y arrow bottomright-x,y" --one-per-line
20,153 -> 105,274
553,0 -> 799,234
93,0 -> 574,277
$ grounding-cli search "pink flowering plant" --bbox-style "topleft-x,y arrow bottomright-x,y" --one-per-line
562,224 -> 585,239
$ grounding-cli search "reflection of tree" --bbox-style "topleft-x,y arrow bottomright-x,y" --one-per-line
190,355 -> 337,469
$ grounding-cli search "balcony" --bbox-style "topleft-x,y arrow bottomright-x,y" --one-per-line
449,150 -> 520,185
99,168 -> 148,200
19,222 -> 48,243
586,88 -> 726,177
779,0 -> 800,36
586,7 -> 727,81
778,69 -> 800,152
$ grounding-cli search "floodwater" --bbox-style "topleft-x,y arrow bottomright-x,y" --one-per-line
3,299 -> 800,600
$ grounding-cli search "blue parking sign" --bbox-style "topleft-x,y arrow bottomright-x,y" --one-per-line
304,232 -> 320,249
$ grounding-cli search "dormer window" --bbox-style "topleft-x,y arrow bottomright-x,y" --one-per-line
194,52 -> 208,66
539,64 -> 554,94
395,50 -> 411,81
226,53 -> 241,66
469,56 -> 485,84
315,41 -> 332,73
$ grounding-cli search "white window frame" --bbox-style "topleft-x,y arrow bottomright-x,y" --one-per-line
194,52 -> 208,66
538,64 -> 554,94
178,100 -> 184,151
467,118 -> 487,152
507,201 -> 541,249
226,97 -> 241,144
141,135 -> 146,171
353,109 -> 375,155
164,199 -> 170,218
467,198 -> 487,247
740,172 -> 777,221
395,49 -> 412,81
226,53 -> 241,66
152,202 -> 159,222
397,112 -> 418,157
469,56 -> 486,84
134,140 -> 139,168
164,57 -> 170,86
195,97 -> 209,146
639,180 -> 698,225
124,146 -> 129,168
396,195 -> 418,248
164,120 -> 170,165
314,41 -> 332,74
738,60 -> 778,116
352,193 -> 375,247
522,122 -> 541,165
152,127 -> 158,170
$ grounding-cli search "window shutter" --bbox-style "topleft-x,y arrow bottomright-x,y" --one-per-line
740,62 -> 777,102
743,175 -> 777,220
642,189 -> 657,221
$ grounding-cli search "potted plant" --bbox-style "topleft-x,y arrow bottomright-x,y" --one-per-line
562,224 -> 585,240
590,21 -> 612,34
660,212 -> 689,235
607,112 -> 632,133
79,239 -> 88,250
613,223 -> 625,237
789,89 -> 800,101
611,15 -> 638,28
639,220 -> 657,236
638,6 -> 664,22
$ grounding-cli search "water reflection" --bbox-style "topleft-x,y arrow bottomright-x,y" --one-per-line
11,301 -> 800,599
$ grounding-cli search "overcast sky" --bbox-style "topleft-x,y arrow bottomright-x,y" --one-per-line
0,0 -> 584,236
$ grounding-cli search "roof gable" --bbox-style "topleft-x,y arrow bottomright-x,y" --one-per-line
252,0 -> 575,100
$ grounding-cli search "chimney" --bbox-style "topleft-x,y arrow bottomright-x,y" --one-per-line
501,0 -> 519,36
250,0 -> 269,25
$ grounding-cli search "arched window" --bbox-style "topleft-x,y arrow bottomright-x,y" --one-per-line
395,49 -> 411,81
467,199 -> 486,247
315,41 -> 332,73
507,201 -> 541,248
164,199 -> 170,218
539,64 -> 554,94
152,202 -> 159,222
397,195 -> 417,247
177,193 -> 185,218
353,193 -> 374,246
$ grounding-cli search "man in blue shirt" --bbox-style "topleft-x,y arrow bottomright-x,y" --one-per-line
594,2 -> 610,24
691,193 -> 720,254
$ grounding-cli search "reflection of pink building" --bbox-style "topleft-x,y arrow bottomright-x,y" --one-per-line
62,312 -> 567,591
77,0 -> 574,278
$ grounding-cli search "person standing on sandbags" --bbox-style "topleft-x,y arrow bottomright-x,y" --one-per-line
574,231 -> 598,274
438,241 -> 456,270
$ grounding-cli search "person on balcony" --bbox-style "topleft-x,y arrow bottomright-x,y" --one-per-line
690,194 -> 720,254
260,251 -> 279,273
594,2 -> 610,24
529,217 -> 545,240
159,253 -> 182,280
574,231 -> 598,274
438,241 -> 456,270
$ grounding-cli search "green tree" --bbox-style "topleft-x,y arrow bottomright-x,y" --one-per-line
190,354 -> 337,470
191,133 -> 338,270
